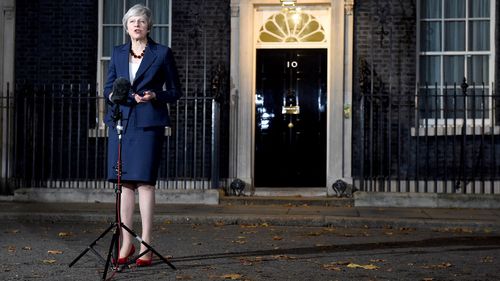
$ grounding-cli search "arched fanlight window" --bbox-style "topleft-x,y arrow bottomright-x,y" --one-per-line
258,10 -> 326,43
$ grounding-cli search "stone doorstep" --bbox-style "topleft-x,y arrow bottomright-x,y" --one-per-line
220,196 -> 353,207
355,191 -> 500,209
13,188 -> 219,205
10,188 -> 500,209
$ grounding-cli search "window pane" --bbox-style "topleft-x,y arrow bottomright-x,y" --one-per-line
126,0 -> 142,9
420,55 -> 441,85
468,21 -> 490,51
469,0 -> 490,17
150,0 -> 169,24
443,56 -> 465,87
420,0 -> 442,19
444,21 -> 465,51
443,55 -> 464,85
444,0 -> 465,18
467,55 -> 489,84
151,27 -> 169,46
103,27 -> 123,57
420,21 -> 441,51
104,0 -> 123,24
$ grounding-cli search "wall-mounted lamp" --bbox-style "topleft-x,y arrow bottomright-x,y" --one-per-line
280,0 -> 296,7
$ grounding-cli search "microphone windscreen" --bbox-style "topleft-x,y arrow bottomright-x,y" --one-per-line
111,77 -> 131,105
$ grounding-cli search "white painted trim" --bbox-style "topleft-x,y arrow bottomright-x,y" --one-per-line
230,1 -> 352,193
416,0 -> 496,126
326,0 -> 346,194
1,1 -> 15,181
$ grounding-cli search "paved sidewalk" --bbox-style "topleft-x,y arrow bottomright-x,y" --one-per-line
1,199 -> 499,232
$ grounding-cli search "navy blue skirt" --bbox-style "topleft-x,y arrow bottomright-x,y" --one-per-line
107,109 -> 164,185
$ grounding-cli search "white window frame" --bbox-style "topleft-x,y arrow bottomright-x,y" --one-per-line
416,0 -> 495,127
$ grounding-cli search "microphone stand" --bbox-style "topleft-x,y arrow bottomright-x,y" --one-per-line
69,103 -> 175,280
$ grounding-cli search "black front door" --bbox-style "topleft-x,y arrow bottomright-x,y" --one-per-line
255,49 -> 327,187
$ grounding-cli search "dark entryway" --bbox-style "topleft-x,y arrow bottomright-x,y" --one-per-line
254,49 -> 327,187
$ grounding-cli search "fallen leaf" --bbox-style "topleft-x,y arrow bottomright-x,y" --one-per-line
421,262 -> 452,269
221,273 -> 242,280
422,278 -> 434,281
48,250 -> 63,255
347,263 -> 379,270
322,263 -> 342,271
42,259 -> 57,264
5,229 -> 20,234
272,236 -> 283,241
201,266 -> 217,271
322,227 -> 336,232
232,239 -> 246,244
164,220 -> 172,224
399,227 -> 416,232
260,222 -> 270,227
433,227 -> 473,233
481,256 -> 493,263
58,232 -> 73,237
214,221 -> 225,227
238,257 -> 262,266
239,258 -> 254,266
176,274 -> 193,280
271,255 -> 296,260
240,224 -> 258,228
370,259 -> 385,263
7,245 -> 15,252
306,232 -> 322,236
22,246 -> 32,251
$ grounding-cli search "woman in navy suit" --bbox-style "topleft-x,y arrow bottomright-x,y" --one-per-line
103,4 -> 182,267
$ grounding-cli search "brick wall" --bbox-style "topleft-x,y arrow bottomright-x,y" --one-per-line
353,0 -> 417,98
15,0 -> 98,85
171,0 -> 230,98
352,0 -> 417,178
171,0 -> 231,178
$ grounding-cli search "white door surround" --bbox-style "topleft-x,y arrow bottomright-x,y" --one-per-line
229,0 -> 354,195
0,0 -> 15,182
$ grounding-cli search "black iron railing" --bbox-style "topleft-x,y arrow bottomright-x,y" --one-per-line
354,81 -> 500,194
0,84 -> 221,194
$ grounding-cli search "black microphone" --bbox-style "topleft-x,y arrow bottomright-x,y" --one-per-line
111,77 -> 131,105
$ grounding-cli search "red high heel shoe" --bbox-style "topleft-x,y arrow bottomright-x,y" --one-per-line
136,249 -> 153,267
135,257 -> 152,267
115,244 -> 135,265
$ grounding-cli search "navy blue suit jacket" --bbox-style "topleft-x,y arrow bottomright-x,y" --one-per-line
104,39 -> 182,129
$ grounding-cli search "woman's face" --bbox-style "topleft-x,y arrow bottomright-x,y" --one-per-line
127,15 -> 149,41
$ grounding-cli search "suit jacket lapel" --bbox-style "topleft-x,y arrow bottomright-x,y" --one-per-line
133,42 -> 157,86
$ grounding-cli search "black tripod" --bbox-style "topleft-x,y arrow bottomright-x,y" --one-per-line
69,105 -> 175,280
